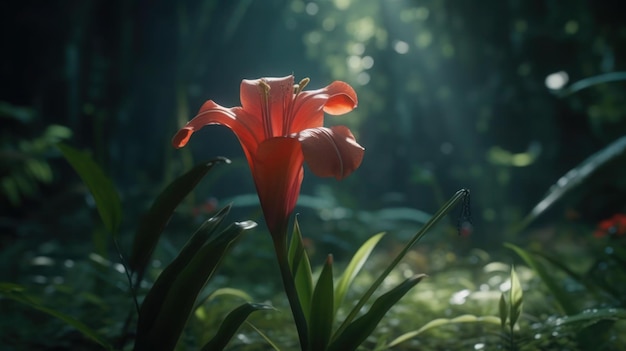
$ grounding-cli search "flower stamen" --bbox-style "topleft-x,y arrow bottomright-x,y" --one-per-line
259,80 -> 272,139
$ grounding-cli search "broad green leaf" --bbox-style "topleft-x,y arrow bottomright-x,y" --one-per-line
328,274 -> 426,351
135,206 -> 231,338
387,314 -> 501,347
129,158 -> 230,274
0,283 -> 112,350
288,218 -> 314,323
201,303 -> 274,351
57,143 -> 122,235
309,255 -> 335,351
517,136 -> 626,232
505,243 -> 577,315
135,220 -> 256,351
509,266 -> 523,328
334,232 -> 385,316
499,293 -> 508,328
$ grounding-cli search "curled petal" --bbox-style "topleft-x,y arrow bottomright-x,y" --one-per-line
298,126 -> 364,180
172,127 -> 194,148
253,137 -> 305,238
290,81 -> 358,133
322,81 -> 358,115
171,100 -> 262,160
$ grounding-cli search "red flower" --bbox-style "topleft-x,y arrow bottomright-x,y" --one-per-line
593,213 -> 626,238
173,75 -> 364,239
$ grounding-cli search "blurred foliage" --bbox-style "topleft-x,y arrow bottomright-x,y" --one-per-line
0,102 -> 71,206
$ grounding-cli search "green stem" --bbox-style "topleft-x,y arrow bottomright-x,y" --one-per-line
273,236 -> 309,350
332,189 -> 470,340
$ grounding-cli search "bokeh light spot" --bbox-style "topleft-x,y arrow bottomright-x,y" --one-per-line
564,20 -> 579,34
333,0 -> 351,10
305,2 -> 319,15
393,40 -> 410,54
322,17 -> 336,31
415,31 -> 432,48
361,55 -> 374,69
545,71 -> 569,90
357,72 -> 370,85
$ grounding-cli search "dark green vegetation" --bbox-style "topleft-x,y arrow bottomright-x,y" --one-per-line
2,1 -> 626,350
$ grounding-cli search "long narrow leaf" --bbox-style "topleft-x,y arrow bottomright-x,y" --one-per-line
557,71 -> 626,97
328,274 -> 426,351
129,158 -> 230,275
551,308 -> 626,326
518,136 -> 626,232
505,243 -> 577,315
57,143 -> 122,235
135,206 -> 231,339
334,232 -> 385,316
135,220 -> 256,351
509,266 -> 523,328
288,218 -> 314,323
499,293 -> 508,328
387,314 -> 501,348
309,255 -> 335,351
333,189 -> 469,339
0,283 -> 112,350
201,303 -> 274,351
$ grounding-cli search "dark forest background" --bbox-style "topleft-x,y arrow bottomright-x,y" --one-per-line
2,0 -> 626,262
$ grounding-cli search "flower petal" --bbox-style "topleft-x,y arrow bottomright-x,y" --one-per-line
253,137 -> 305,237
322,81 -> 358,115
240,75 -> 295,137
290,81 -> 358,133
298,126 -> 364,180
172,100 -> 262,162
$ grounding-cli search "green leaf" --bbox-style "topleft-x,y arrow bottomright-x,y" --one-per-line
134,220 -> 256,351
387,314 -> 501,348
334,232 -> 385,316
309,255 -> 335,351
328,274 -> 426,351
0,282 -> 113,350
246,322 -> 281,351
135,206 -> 232,338
129,158 -> 230,274
333,189 -> 469,339
517,136 -> 626,232
194,287 -> 254,310
57,143 -> 122,235
551,308 -> 626,327
505,243 -> 577,315
556,71 -> 626,97
499,293 -> 508,328
530,250 -> 622,301
509,266 -> 523,328
288,218 -> 314,323
201,303 -> 274,351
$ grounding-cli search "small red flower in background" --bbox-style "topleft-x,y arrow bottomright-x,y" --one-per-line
593,213 -> 626,238
173,75 -> 364,239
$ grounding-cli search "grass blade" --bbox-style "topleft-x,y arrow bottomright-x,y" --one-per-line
334,232 -> 385,316
288,218 -> 314,323
328,274 -> 426,351
57,143 -> 122,235
309,255 -> 335,351
201,303 -> 274,351
129,158 -> 230,275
